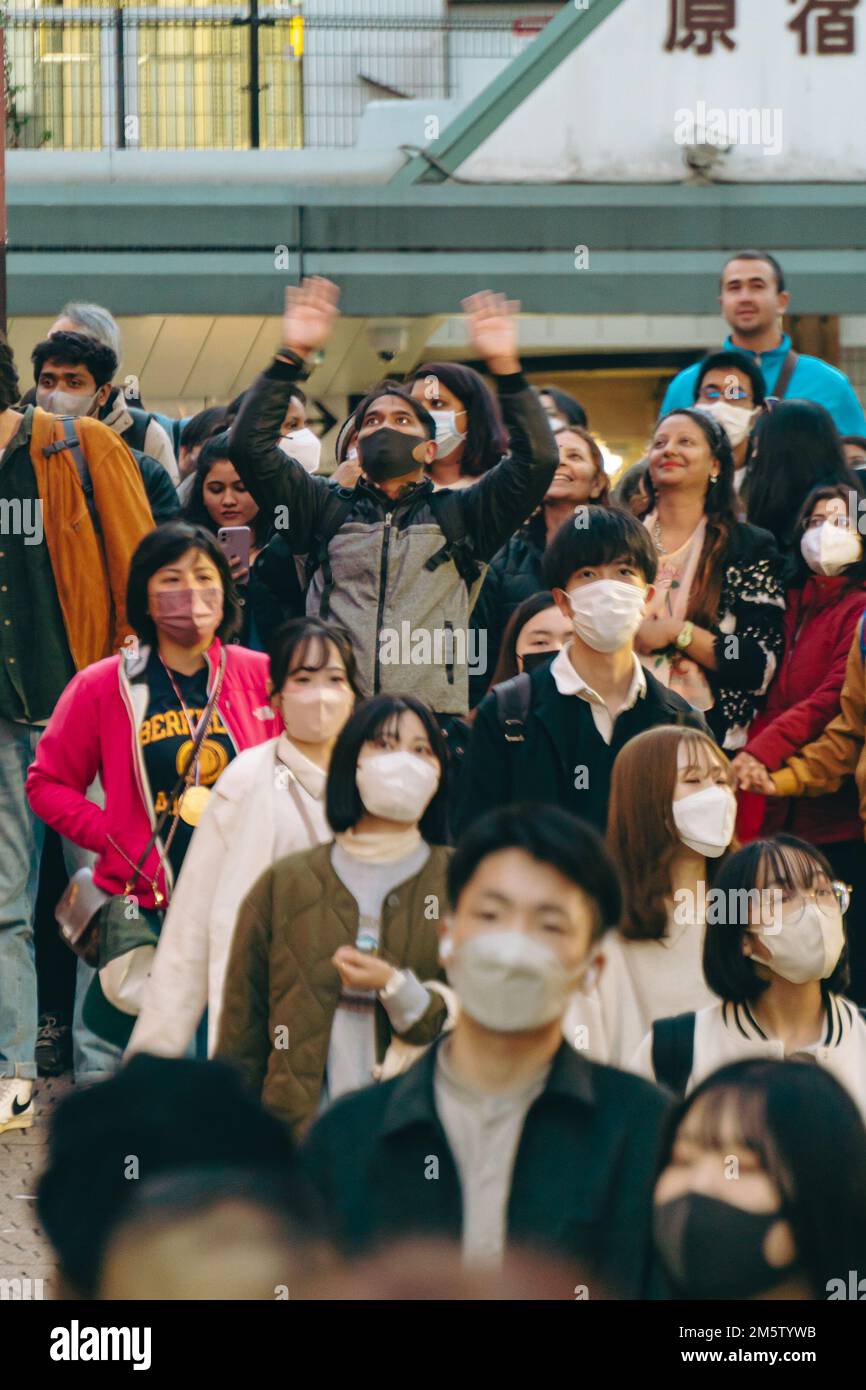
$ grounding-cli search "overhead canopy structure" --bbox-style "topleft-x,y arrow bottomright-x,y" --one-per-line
10,181 -> 866,317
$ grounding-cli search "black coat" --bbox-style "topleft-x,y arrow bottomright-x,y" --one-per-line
457,656 -> 708,837
469,514 -> 547,704
236,531 -> 306,651
136,450 -> 180,524
302,1038 -> 672,1298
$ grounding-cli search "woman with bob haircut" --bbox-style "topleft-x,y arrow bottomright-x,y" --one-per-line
27,521 -> 281,918
127,617 -> 361,1060
563,726 -> 736,1068
638,407 -> 786,750
652,1058 -> 866,1300
216,693 -> 453,1137
633,835 -> 866,1124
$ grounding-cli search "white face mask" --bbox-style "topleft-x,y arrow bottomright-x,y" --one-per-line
441,928 -> 581,1032
546,412 -> 569,432
36,387 -> 98,419
279,428 -> 322,474
355,750 -> 440,824
800,521 -> 862,577
567,579 -> 647,653
672,784 -> 736,858
429,410 -> 466,459
697,400 -> 758,449
760,903 -> 845,984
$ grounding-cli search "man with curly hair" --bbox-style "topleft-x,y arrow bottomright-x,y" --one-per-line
0,333 -> 153,1132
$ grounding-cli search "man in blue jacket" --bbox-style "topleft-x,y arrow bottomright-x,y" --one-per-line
661,251 -> 866,435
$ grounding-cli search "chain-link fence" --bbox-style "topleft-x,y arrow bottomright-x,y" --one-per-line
3,5 -> 545,151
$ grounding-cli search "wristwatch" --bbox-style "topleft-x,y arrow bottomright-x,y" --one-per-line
379,969 -> 407,1001
274,346 -> 312,377
676,620 -> 695,651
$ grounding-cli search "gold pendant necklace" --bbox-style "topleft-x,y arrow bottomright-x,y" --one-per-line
178,784 -> 212,827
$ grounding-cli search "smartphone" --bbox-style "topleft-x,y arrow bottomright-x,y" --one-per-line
217,525 -> 252,576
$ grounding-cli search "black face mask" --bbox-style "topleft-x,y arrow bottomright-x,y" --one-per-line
521,649 -> 558,674
360,427 -> 425,483
654,1194 -> 797,1300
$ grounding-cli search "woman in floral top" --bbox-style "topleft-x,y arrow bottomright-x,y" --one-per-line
636,407 -> 785,751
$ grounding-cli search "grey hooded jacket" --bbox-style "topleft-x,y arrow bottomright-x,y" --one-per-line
228,358 -> 559,714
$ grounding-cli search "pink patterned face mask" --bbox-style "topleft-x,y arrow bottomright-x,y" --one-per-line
151,586 -> 223,646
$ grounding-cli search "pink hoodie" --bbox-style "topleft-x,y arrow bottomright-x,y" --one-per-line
26,639 -> 281,907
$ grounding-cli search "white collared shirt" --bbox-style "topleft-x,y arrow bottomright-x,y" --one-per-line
549,642 -> 647,744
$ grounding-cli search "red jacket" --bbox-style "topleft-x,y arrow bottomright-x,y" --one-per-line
26,640 -> 281,907
738,575 -> 866,844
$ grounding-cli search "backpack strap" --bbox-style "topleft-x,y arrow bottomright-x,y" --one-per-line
493,672 -> 532,743
651,1012 -> 696,1097
303,489 -> 358,618
121,408 -> 152,456
41,416 -> 99,531
423,489 -> 482,589
773,348 -> 800,400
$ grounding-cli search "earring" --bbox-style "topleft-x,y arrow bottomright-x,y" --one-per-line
709,476 -> 718,485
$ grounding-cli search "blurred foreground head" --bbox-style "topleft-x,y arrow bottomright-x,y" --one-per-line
99,1168 -> 333,1300
37,1056 -> 321,1298
297,1238 -> 598,1300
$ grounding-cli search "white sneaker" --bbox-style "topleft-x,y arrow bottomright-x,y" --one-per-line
0,1078 -> 35,1133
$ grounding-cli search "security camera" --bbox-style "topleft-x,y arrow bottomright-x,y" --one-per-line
682,140 -> 731,182
367,324 -> 409,363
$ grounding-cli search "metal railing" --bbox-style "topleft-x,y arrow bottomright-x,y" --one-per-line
3,6 -> 544,152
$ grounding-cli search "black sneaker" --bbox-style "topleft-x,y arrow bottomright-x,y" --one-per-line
36,1013 -> 72,1077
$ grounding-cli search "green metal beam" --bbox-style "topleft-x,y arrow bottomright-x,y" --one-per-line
11,248 -> 866,317
389,0 -> 628,187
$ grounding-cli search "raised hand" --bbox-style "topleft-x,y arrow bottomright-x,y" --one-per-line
462,290 -> 521,375
281,276 -> 340,360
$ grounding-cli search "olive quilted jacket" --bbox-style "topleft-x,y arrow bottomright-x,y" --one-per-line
215,841 -> 451,1139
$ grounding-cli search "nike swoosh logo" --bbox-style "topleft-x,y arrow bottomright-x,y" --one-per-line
11,1097 -> 31,1116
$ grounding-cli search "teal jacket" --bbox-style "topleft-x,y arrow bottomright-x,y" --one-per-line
661,333 -> 866,435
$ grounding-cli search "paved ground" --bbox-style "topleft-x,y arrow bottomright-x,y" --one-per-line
0,1075 -> 73,1298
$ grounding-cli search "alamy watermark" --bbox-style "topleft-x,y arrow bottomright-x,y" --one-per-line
0,498 -> 43,545
673,884 -> 783,932
0,1277 -> 44,1299
378,621 -> 487,676
674,101 -> 784,158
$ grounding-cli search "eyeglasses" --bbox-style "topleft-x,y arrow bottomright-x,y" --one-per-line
805,513 -> 853,530
699,387 -> 752,403
769,881 -> 851,926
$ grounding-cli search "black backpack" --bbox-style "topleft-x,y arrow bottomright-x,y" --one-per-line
493,670 -> 532,742
651,1004 -> 866,1097
651,1012 -> 697,1097
305,485 -> 482,618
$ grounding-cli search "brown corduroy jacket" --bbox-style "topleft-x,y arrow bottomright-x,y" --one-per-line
29,407 -> 154,668
215,841 -> 452,1139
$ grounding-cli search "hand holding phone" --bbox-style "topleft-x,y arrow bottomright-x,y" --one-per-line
218,525 -> 252,584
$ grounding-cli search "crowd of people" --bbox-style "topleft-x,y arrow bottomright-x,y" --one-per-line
3,250 -> 866,1300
